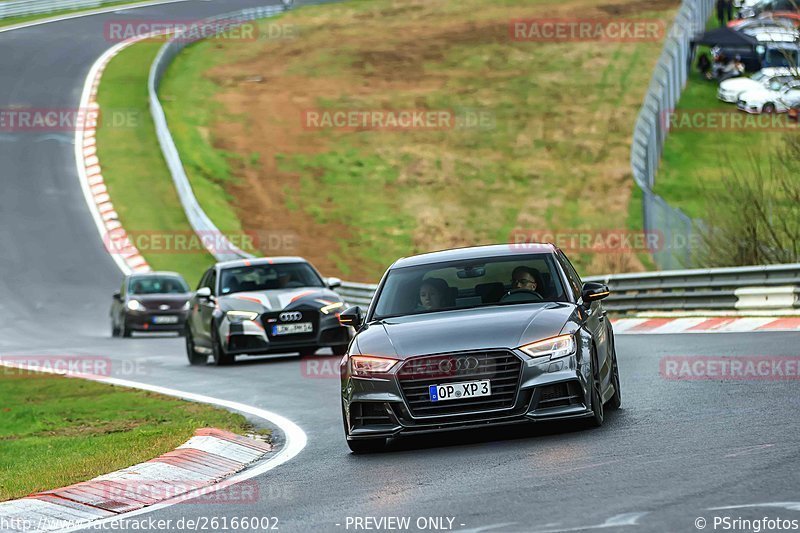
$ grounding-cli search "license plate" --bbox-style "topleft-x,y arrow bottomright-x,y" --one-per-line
429,380 -> 491,402
272,322 -> 313,336
152,315 -> 179,324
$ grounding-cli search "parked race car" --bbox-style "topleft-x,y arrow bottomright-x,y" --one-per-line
718,67 -> 798,102
339,244 -> 621,453
185,257 -> 351,365
737,79 -> 800,112
111,272 -> 192,337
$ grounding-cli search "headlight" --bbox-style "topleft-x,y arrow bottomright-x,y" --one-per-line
320,301 -> 345,315
126,300 -> 144,312
182,301 -> 191,311
350,355 -> 398,376
519,334 -> 576,361
226,310 -> 259,322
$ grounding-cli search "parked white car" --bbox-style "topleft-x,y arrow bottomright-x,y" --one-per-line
718,68 -> 799,103
737,81 -> 800,113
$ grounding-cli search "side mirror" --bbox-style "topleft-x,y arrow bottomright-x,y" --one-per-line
196,287 -> 212,299
581,282 -> 610,305
327,277 -> 342,289
113,291 -> 121,301
338,306 -> 363,328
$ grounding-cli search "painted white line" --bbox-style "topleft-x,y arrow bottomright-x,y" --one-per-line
708,502 -> 800,512
0,362 -> 307,533
0,0 -> 197,35
716,317 -> 775,333
610,318 -> 648,333
527,512 -> 649,533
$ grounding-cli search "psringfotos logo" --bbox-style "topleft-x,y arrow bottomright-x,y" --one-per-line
661,356 -> 800,381
509,18 -> 666,42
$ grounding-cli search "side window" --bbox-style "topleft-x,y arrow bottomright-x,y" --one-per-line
207,271 -> 217,296
197,270 -> 210,291
556,251 -> 582,300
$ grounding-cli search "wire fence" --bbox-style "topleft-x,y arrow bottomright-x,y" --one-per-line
632,0 -> 714,269
0,0 -> 122,19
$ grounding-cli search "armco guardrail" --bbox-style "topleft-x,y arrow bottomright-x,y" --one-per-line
0,0 -> 109,19
149,4 -> 287,262
340,264 -> 800,314
631,0 -> 713,270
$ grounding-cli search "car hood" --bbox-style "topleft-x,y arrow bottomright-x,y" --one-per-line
356,303 -> 577,358
739,88 -> 776,101
217,287 -> 341,312
129,293 -> 190,309
719,78 -> 759,91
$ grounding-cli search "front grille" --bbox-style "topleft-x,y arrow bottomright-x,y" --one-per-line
397,350 -> 522,417
350,402 -> 393,428
536,381 -> 583,409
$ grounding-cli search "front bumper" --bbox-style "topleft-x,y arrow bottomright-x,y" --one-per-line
125,310 -> 188,332
342,349 -> 593,441
219,310 -> 351,356
737,100 -> 762,114
717,88 -> 739,103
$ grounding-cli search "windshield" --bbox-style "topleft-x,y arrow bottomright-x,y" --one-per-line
372,254 -> 568,320
129,276 -> 189,295
220,263 -> 324,295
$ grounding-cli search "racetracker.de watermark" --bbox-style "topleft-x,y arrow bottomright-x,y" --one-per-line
509,229 -> 702,254
661,356 -> 800,381
0,108 -> 140,132
102,19 -> 286,43
301,108 -> 495,131
0,355 -> 146,377
509,18 -> 666,42
663,110 -> 800,132
104,230 -> 297,255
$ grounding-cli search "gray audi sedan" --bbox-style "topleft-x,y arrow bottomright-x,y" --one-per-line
339,244 -> 621,453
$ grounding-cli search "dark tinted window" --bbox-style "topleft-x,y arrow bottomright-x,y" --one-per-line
220,263 -> 324,295
372,254 -> 568,320
556,251 -> 582,300
129,276 -> 189,295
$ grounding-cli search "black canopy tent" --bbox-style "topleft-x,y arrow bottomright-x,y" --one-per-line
690,27 -> 761,71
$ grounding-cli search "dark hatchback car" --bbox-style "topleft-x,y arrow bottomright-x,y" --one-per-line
185,257 -> 350,366
111,272 -> 192,337
339,244 -> 621,453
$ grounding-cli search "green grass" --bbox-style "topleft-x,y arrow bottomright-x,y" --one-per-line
0,370 -> 252,501
96,41 -> 218,286
153,0 -> 678,278
656,66 -> 789,220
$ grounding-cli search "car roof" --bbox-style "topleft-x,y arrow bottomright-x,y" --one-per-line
215,257 -> 310,269
390,243 -> 557,269
128,271 -> 184,279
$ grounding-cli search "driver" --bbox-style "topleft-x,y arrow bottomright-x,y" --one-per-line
417,278 -> 448,311
510,266 -> 540,292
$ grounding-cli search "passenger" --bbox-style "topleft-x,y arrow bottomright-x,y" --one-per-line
417,278 -> 449,311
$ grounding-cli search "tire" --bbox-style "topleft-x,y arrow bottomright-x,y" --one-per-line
332,344 -> 348,356
121,318 -> 131,338
586,347 -> 604,428
347,438 -> 386,454
607,345 -> 622,410
763,103 -> 775,114
186,327 -> 207,366
211,327 -> 235,366
299,347 -> 318,357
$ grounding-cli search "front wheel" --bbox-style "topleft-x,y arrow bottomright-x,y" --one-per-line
332,344 -> 348,356
186,327 -> 207,366
607,347 -> 622,410
121,318 -> 131,338
211,327 -> 235,366
763,103 -> 776,114
299,346 -> 318,357
586,347 -> 604,428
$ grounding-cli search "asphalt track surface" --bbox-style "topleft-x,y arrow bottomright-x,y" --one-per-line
1,2 -> 799,532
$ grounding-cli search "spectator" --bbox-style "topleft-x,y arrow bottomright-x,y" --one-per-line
698,52 -> 712,79
716,0 -> 732,25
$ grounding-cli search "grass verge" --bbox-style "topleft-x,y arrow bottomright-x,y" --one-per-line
95,40 -> 217,286
155,0 -> 680,280
0,369 -> 252,501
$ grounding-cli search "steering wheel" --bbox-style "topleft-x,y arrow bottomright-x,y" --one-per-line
500,288 -> 543,303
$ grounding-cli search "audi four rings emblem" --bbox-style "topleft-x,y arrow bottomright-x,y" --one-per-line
438,357 -> 480,373
280,312 -> 303,322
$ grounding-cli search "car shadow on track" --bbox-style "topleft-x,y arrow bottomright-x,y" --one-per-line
353,410 -> 627,456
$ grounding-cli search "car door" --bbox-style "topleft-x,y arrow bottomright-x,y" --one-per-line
111,279 -> 126,326
190,269 -> 212,346
779,86 -> 800,111
557,251 -> 612,390
197,269 -> 217,345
